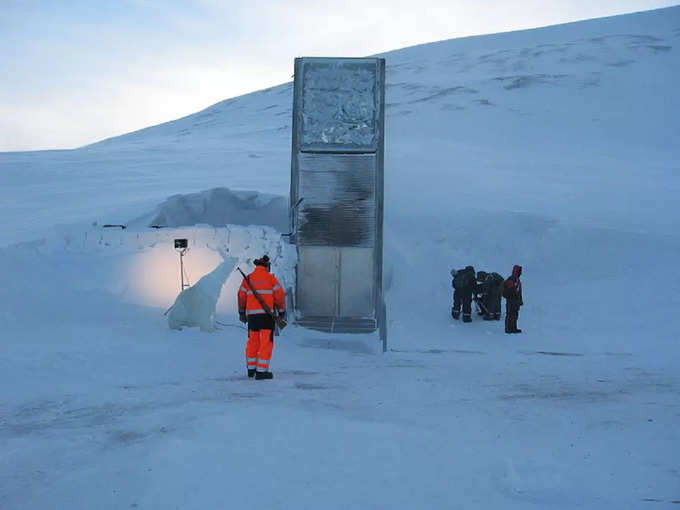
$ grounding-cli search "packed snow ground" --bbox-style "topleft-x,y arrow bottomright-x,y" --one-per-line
1,6 -> 680,509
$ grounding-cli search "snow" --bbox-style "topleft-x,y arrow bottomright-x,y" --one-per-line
167,257 -> 237,332
1,6 -> 680,509
129,187 -> 289,232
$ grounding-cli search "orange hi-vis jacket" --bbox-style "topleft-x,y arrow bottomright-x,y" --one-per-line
238,266 -> 286,316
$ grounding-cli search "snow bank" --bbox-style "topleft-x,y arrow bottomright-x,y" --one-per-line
17,222 -> 296,315
129,187 -> 288,232
167,257 -> 237,332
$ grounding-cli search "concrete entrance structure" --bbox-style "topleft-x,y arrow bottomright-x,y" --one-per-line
289,57 -> 386,347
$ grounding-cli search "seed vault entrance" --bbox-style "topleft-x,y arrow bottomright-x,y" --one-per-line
289,57 -> 386,345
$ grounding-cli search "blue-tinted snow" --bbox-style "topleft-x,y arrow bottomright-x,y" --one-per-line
0,6 -> 679,509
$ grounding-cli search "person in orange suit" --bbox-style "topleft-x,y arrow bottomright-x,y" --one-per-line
237,255 -> 286,380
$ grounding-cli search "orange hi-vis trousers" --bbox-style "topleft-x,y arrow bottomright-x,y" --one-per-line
246,329 -> 274,373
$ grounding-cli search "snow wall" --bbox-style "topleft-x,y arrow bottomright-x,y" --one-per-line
6,189 -> 296,323
129,187 -> 288,233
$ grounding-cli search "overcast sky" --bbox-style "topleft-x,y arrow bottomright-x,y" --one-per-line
1,0 -> 677,151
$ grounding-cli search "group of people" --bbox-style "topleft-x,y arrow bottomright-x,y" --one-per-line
235,254 -> 524,381
451,264 -> 524,334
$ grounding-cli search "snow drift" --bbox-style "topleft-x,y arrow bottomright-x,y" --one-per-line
167,256 -> 237,332
129,187 -> 288,232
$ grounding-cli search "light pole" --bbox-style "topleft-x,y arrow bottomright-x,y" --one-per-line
174,238 -> 189,292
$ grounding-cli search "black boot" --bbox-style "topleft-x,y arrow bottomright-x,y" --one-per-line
510,315 -> 521,333
462,314 -> 472,323
255,371 -> 273,380
247,368 -> 256,378
452,309 -> 460,320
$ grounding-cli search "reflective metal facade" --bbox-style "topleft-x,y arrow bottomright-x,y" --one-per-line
290,57 -> 385,337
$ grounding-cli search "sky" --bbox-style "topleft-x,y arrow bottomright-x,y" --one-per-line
1,0 -> 678,151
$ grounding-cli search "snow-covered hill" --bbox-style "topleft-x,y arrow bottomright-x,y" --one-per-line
2,6 -> 679,244
1,6 -> 679,509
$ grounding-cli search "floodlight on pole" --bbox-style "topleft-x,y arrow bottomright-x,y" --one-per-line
174,238 -> 190,292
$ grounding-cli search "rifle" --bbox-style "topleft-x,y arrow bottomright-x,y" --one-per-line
237,267 -> 287,331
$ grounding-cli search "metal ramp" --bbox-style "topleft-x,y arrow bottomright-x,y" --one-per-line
295,317 -> 377,334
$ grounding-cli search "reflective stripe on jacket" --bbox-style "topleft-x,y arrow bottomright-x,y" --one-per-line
238,266 -> 286,315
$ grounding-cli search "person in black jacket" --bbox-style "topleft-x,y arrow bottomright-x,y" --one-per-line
475,271 -> 504,320
503,265 -> 523,333
451,265 -> 476,323
487,272 -> 505,321
474,271 -> 491,318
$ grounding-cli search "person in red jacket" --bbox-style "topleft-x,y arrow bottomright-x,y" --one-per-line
237,255 -> 286,380
504,265 -> 523,334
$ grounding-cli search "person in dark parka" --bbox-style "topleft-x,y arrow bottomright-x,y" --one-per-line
503,265 -> 523,333
486,272 -> 505,321
476,271 -> 504,320
451,265 -> 476,323
474,271 -> 491,318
